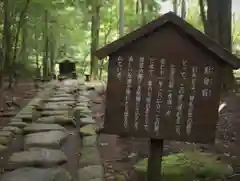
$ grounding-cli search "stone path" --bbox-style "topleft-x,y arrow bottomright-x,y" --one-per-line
0,79 -> 104,181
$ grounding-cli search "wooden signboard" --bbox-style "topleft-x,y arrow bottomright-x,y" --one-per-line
96,12 -> 240,144
96,12 -> 240,181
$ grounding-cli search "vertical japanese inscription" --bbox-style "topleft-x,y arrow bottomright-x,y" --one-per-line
134,57 -> 144,130
175,60 -> 187,135
116,56 -> 123,80
123,56 -> 133,130
202,65 -> 213,97
186,66 -> 198,135
154,58 -> 166,135
166,63 -> 176,117
144,58 -> 155,131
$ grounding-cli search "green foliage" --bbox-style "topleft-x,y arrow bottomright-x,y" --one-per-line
134,151 -> 233,181
1,0 -> 240,79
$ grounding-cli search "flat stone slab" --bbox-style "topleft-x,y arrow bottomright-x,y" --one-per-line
0,136 -> 11,145
44,100 -> 75,106
0,131 -> 14,138
0,144 -> 7,152
18,114 -> 33,122
78,165 -> 103,181
43,103 -> 70,110
75,102 -> 88,107
24,123 -> 66,134
77,96 -> 90,102
79,146 -> 101,167
41,110 -> 69,117
25,130 -> 68,149
2,126 -> 22,134
10,117 -> 23,122
83,135 -> 97,147
52,93 -> 72,97
8,122 -> 28,128
7,148 -> 67,170
36,116 -> 73,125
44,97 -> 75,102
0,167 -> 72,181
75,108 -> 92,118
80,124 -> 97,136
0,111 -> 16,117
80,117 -> 95,127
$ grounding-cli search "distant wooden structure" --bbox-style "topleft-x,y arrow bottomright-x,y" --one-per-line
56,57 -> 77,78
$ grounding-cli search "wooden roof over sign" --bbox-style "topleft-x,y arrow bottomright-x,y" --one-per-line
56,57 -> 77,64
95,11 -> 240,69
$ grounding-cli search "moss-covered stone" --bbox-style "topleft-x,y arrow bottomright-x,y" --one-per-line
79,124 -> 97,136
134,151 -> 232,181
0,136 -> 11,145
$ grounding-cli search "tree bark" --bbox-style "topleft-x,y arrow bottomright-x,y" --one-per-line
140,0 -> 146,24
199,0 -> 234,91
12,0 -> 31,64
43,10 -> 49,81
119,0 -> 124,36
3,0 -> 12,88
173,0 -> 178,14
181,0 -> 186,19
90,0 -> 100,80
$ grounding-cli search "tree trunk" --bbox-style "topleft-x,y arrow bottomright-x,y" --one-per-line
3,0 -> 12,88
218,0 -> 234,91
49,34 -> 55,76
119,0 -> 124,36
1,0 -> 11,108
43,10 -> 49,81
173,0 -> 178,14
181,0 -> 186,19
200,0 -> 234,91
12,0 -> 31,64
90,0 -> 100,80
140,0 -> 146,24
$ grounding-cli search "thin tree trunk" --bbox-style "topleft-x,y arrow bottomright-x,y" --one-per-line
173,0 -> 178,14
12,0 -> 31,64
140,0 -> 146,24
90,0 -> 100,80
3,0 -> 12,88
49,34 -> 55,77
43,10 -> 49,81
199,0 -> 207,32
181,0 -> 186,19
1,0 -> 11,108
119,0 -> 124,37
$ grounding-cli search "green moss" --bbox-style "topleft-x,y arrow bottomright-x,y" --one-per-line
134,151 -> 232,181
79,124 -> 96,136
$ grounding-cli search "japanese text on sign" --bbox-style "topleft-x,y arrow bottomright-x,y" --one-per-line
116,56 -> 123,80
154,58 -> 166,135
144,58 -> 155,131
166,64 -> 176,117
202,65 -> 213,97
175,60 -> 187,135
134,57 -> 145,130
123,56 -> 133,130
186,66 -> 198,135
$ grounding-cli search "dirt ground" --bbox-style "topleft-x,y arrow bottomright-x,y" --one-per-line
0,78 -> 43,128
89,85 -> 240,181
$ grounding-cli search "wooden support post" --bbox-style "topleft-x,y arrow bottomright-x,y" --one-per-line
147,139 -> 164,181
